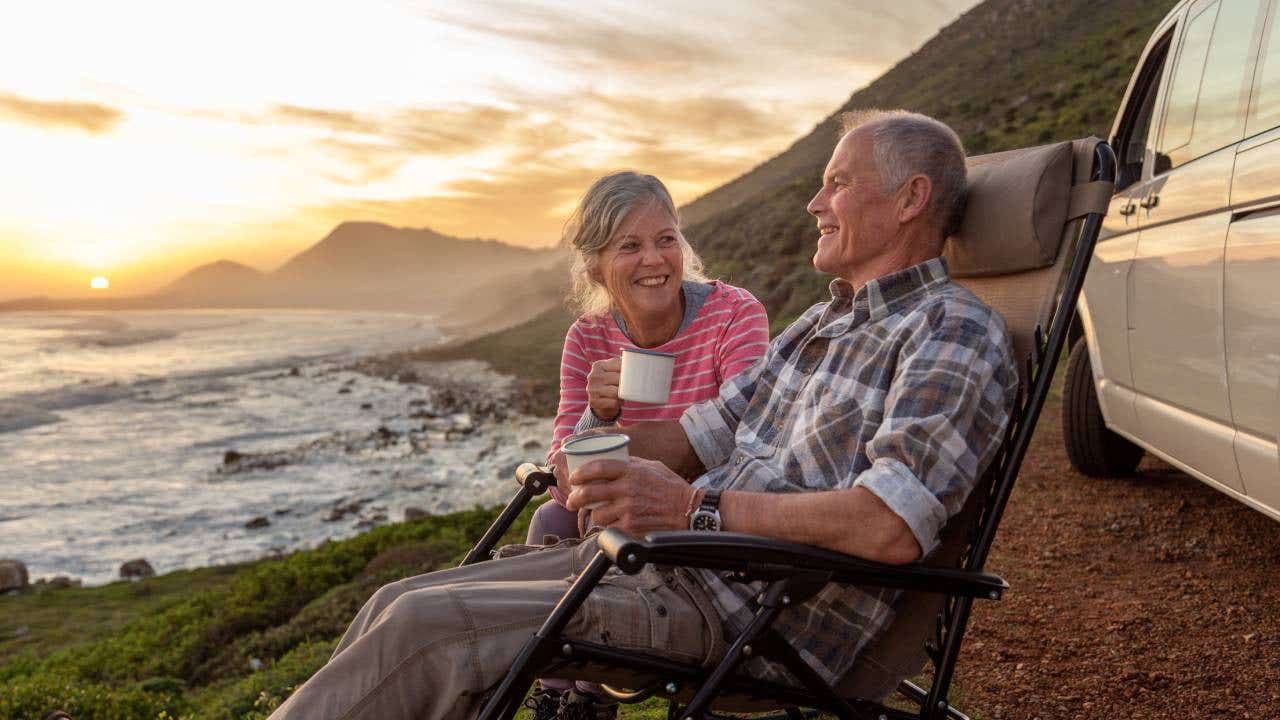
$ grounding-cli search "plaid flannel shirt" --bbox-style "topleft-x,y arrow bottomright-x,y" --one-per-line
678,256 -> 1019,684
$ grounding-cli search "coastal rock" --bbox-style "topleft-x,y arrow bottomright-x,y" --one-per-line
245,516 -> 271,530
120,558 -> 155,580
46,575 -> 80,590
403,506 -> 427,521
219,448 -> 293,474
0,559 -> 29,592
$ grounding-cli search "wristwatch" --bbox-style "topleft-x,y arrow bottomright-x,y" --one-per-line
689,488 -> 722,531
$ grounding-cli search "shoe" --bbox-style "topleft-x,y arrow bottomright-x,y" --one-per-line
558,689 -> 618,720
522,688 -> 563,720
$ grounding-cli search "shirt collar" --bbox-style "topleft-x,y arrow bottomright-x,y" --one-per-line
823,256 -> 951,331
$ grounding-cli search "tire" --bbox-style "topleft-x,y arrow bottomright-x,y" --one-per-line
1062,340 -> 1144,477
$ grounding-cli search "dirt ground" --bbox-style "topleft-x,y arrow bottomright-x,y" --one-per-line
956,402 -> 1280,720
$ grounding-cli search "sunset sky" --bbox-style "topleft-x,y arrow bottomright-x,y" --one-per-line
0,0 -> 977,300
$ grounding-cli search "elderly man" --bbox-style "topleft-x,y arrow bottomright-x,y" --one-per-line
268,109 -> 1018,720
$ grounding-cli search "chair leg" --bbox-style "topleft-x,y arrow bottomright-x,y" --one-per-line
476,551 -> 615,720
679,580 -> 794,719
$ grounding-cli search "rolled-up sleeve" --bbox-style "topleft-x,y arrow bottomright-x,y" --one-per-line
854,307 -> 1017,555
679,351 -> 765,470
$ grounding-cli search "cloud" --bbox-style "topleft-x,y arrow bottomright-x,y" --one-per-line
425,2 -> 730,75
253,102 -> 556,184
271,104 -> 380,134
0,92 -> 124,133
584,93 -> 798,146
303,164 -> 603,245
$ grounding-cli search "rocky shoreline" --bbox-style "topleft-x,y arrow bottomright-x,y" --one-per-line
2,350 -> 555,593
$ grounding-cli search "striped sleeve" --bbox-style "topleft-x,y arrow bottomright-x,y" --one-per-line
547,322 -> 595,505
715,294 -> 770,382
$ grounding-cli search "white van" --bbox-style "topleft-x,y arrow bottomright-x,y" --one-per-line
1065,0 -> 1280,522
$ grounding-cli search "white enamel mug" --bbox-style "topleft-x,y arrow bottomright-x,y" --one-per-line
618,347 -> 676,404
561,433 -> 630,509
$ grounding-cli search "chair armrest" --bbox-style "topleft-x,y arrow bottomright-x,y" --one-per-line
596,528 -> 1006,600
515,463 -> 556,491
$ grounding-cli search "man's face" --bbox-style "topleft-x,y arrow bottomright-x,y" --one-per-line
806,128 -> 900,280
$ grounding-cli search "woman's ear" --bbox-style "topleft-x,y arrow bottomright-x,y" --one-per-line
587,261 -> 603,284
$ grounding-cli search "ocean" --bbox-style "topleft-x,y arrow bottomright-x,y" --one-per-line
0,310 -> 550,586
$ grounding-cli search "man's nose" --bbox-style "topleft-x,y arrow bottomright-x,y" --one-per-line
807,189 -> 825,216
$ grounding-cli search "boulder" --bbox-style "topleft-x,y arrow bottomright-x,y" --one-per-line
120,558 -> 155,580
0,559 -> 28,592
47,575 -> 80,590
245,516 -> 271,530
403,506 -> 428,521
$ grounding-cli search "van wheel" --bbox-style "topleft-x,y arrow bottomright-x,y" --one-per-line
1062,340 -> 1143,477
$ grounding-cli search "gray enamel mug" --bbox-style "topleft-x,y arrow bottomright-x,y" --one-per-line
561,433 -> 630,509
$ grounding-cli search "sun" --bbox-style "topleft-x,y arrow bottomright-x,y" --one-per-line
90,277 -> 110,290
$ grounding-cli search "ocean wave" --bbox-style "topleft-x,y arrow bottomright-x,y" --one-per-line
76,329 -> 181,348
0,402 -> 61,433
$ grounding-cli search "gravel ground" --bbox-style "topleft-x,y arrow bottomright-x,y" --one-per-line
955,402 -> 1280,720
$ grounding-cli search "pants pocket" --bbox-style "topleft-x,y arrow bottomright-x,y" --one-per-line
586,568 -> 707,665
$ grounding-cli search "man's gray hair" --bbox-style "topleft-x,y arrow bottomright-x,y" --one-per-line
562,171 -> 708,318
840,109 -> 968,240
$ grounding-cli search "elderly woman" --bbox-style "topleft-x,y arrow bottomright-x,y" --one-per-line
527,171 -> 770,546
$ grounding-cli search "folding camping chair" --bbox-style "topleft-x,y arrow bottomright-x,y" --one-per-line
463,137 -> 1117,720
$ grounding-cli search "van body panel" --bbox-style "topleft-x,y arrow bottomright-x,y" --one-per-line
1133,393 -> 1245,492
1129,147 -> 1235,432
1222,208 -> 1280,439
1234,429 -> 1280,512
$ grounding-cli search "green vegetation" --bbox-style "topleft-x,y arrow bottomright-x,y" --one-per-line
0,504 -> 535,720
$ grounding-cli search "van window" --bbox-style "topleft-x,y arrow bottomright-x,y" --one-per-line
1116,36 -> 1170,189
1247,0 -> 1280,133
1158,0 -> 1264,172
1158,1 -> 1218,168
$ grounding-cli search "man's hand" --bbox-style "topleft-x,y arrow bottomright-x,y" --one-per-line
585,357 -> 622,421
563,457 -> 695,536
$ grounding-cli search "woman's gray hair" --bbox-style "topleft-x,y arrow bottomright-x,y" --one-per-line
840,109 -> 968,241
563,171 -> 708,318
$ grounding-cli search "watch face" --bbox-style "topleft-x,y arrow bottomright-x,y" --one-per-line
691,510 -> 720,531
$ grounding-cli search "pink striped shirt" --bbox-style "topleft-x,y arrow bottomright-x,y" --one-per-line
548,281 -> 770,505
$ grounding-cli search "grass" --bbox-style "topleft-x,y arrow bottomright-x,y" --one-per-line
0,502 -> 542,720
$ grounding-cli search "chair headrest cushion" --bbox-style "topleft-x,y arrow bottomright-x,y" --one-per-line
943,140 -> 1074,278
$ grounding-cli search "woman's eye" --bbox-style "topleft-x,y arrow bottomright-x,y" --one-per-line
658,235 -> 677,246
619,241 -> 640,252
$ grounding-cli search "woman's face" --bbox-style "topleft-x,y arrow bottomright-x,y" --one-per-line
594,200 -> 684,323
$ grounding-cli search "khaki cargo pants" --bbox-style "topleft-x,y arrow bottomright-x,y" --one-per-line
268,535 -> 727,720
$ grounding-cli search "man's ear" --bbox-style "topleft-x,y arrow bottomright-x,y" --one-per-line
896,175 -> 933,224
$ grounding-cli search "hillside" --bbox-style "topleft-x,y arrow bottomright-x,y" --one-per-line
458,0 -> 1177,393
685,0 -> 1174,325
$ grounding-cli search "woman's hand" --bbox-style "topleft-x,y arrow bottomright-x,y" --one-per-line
585,357 -> 623,421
